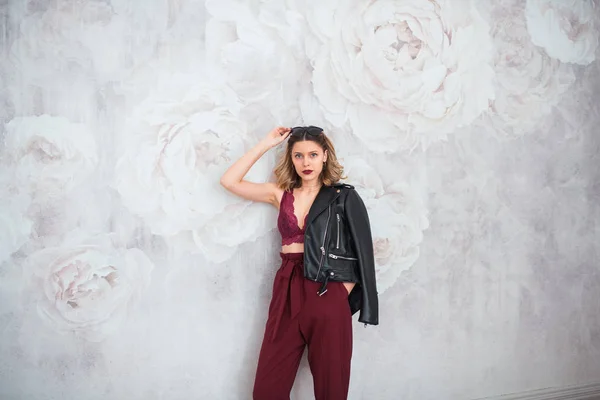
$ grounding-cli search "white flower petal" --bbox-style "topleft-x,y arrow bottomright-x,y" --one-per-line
526,0 -> 598,65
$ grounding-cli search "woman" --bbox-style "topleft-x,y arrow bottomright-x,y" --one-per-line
220,125 -> 378,400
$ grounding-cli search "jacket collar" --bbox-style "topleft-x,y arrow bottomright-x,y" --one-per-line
305,184 -> 342,227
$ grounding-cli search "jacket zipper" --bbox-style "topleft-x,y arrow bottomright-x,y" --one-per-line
336,213 -> 340,249
315,205 -> 331,281
328,253 -> 358,261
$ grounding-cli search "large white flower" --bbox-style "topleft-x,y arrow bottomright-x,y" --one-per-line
487,2 -> 575,135
23,233 -> 154,342
299,0 -> 495,153
526,0 -> 599,65
114,74 -> 274,262
2,115 -> 98,201
344,158 -> 429,293
205,0 -> 307,122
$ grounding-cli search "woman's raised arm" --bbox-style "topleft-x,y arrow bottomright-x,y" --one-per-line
220,126 -> 290,207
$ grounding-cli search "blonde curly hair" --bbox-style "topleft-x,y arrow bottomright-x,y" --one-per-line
274,129 -> 345,191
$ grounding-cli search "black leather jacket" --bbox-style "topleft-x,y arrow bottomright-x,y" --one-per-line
303,183 -> 379,326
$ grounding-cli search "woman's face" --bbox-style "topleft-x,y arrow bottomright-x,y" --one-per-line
291,140 -> 327,185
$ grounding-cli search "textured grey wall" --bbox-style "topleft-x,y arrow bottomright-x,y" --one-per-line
0,0 -> 599,399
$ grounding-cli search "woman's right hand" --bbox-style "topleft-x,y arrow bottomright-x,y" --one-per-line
262,126 -> 291,149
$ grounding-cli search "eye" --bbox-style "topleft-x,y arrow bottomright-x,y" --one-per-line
294,154 -> 302,158
310,153 -> 318,158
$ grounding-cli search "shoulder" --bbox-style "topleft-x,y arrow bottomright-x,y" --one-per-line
332,182 -> 355,190
270,183 -> 286,208
331,182 -> 360,203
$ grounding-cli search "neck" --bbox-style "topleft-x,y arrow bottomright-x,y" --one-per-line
299,181 -> 322,192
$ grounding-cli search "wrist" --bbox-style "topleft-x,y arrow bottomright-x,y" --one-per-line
257,139 -> 273,151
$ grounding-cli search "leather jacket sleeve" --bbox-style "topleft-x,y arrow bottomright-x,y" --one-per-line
345,188 -> 379,326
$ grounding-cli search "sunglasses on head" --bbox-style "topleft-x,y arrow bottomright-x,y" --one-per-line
289,126 -> 324,137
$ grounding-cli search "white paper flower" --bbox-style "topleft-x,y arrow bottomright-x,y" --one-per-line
300,0 -> 495,153
488,2 -> 575,135
114,74 -> 273,261
345,158 -> 429,293
23,233 -> 154,342
2,115 -> 98,201
526,0 -> 599,65
205,0 -> 307,121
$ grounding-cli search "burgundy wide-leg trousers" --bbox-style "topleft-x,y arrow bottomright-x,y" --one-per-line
253,252 -> 353,400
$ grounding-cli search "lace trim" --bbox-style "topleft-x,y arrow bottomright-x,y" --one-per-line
282,234 -> 305,246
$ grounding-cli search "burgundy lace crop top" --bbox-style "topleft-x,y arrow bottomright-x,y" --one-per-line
277,190 -> 307,246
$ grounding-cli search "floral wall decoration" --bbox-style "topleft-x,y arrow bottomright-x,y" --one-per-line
1,0 -> 599,399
